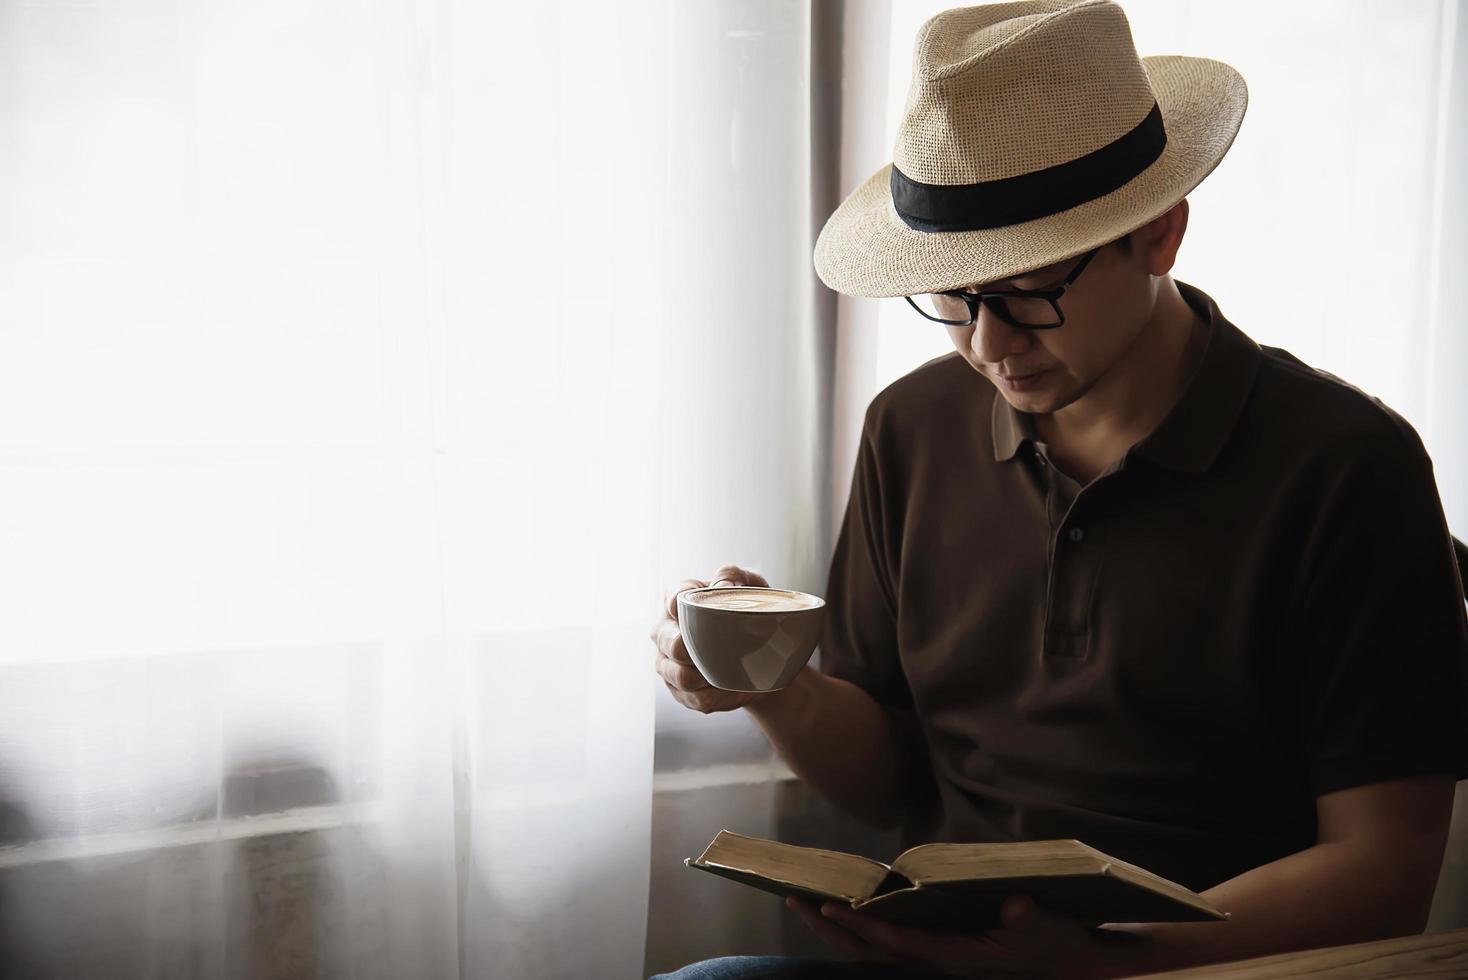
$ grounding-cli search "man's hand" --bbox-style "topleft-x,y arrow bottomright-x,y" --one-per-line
652,564 -> 779,714
786,894 -> 1148,980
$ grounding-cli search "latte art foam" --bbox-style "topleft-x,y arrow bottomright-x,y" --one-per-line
685,588 -> 822,612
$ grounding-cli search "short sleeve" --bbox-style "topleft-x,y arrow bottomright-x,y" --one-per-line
819,408 -> 938,822
1288,427 -> 1468,798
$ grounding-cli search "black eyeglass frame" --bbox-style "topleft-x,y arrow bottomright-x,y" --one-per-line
903,245 -> 1102,330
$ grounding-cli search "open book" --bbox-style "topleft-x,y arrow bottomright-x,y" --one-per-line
686,830 -> 1228,933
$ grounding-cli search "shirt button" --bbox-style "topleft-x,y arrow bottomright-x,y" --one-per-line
1068,527 -> 1085,543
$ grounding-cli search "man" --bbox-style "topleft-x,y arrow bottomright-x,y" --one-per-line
650,2 -> 1468,977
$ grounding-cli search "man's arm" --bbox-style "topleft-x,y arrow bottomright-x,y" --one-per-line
744,664 -> 912,830
787,773 -> 1458,979
1103,773 -> 1457,977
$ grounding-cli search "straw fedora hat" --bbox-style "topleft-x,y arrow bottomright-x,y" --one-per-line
814,0 -> 1247,298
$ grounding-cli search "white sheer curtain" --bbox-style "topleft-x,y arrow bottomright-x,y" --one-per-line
0,1 -> 822,977
654,1 -> 827,772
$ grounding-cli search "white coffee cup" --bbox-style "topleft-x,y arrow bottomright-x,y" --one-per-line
676,586 -> 826,692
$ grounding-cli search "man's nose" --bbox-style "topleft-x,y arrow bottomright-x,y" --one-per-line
972,305 -> 1035,364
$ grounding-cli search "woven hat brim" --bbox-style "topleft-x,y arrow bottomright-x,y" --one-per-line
813,55 -> 1247,298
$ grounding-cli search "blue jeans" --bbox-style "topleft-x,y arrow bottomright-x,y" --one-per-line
650,956 -> 951,979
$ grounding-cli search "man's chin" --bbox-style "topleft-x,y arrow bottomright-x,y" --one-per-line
996,383 -> 1056,413
995,380 -> 1080,416
969,362 -> 1075,413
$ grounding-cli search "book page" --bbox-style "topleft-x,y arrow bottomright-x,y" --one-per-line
1086,859 -> 1227,919
888,839 -> 1225,920
890,839 -> 1108,884
856,872 -> 1227,929
689,830 -> 896,903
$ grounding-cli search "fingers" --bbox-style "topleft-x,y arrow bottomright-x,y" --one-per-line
661,566 -> 769,620
653,643 -> 710,693
786,898 -> 883,960
815,901 -> 1017,977
710,564 -> 769,589
817,903 -> 920,962
663,579 -> 708,620
1000,894 -> 1035,929
651,566 -> 769,715
655,654 -> 755,715
650,620 -> 694,665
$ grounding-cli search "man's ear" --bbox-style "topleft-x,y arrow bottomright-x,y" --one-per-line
1139,199 -> 1189,277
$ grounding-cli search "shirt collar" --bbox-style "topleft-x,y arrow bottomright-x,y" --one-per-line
991,281 -> 1262,474
991,384 -> 1035,462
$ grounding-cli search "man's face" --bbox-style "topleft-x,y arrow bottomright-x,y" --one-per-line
943,241 -> 1155,415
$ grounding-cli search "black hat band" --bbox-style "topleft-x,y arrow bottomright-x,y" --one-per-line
889,102 -> 1167,233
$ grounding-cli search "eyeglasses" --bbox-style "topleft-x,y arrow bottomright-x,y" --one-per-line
903,246 -> 1101,330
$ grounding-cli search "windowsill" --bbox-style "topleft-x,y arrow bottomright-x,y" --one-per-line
0,762 -> 798,870
0,800 -> 381,870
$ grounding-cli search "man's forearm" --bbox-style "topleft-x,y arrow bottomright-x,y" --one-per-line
744,665 -> 909,829
1097,837 -> 1442,978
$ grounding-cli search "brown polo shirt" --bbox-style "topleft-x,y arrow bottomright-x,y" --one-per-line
818,281 -> 1468,893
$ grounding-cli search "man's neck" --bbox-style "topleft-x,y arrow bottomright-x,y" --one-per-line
1035,279 -> 1208,483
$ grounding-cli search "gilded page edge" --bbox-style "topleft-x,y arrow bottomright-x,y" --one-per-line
686,857 -> 868,905
1099,863 -> 1231,921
